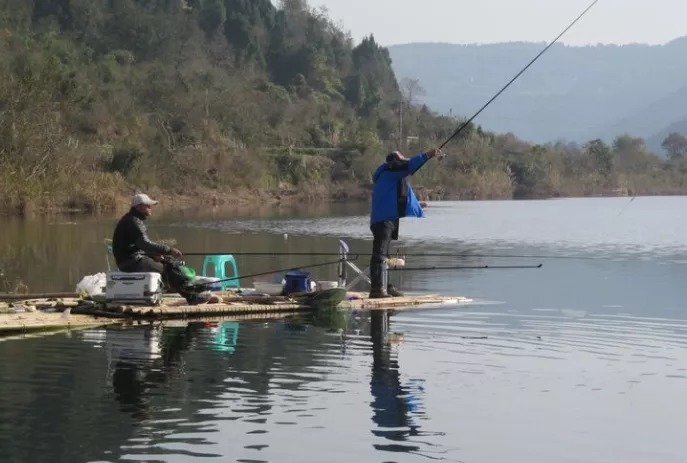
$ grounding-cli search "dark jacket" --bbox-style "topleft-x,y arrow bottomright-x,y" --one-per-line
112,208 -> 171,270
370,152 -> 427,225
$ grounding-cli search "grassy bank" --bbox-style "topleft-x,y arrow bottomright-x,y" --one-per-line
3,152 -> 687,216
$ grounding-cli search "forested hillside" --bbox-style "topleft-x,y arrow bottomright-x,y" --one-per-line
1,0 -> 686,214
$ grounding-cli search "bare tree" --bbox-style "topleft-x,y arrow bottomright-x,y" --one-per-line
662,132 -> 687,160
400,77 -> 426,107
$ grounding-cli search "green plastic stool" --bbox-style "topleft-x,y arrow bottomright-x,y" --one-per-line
202,255 -> 240,289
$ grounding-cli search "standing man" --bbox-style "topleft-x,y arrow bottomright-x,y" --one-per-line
368,148 -> 443,298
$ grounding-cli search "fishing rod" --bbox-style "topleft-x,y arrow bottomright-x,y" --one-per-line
389,264 -> 543,271
439,0 -> 600,150
188,257 -> 352,289
183,252 -> 361,258
182,251 -> 596,260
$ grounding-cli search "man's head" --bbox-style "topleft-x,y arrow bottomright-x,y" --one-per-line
386,151 -> 408,164
131,193 -> 158,217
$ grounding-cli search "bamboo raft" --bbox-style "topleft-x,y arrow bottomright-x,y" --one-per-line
0,291 -> 473,336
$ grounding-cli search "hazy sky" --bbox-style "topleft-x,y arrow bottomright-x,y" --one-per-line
309,0 -> 686,46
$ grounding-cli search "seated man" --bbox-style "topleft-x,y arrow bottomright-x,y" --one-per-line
112,193 -> 211,303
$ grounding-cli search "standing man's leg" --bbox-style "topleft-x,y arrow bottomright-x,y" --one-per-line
369,221 -> 394,298
386,219 -> 404,297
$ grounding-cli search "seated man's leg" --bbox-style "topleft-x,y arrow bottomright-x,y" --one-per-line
121,256 -> 214,305
120,256 -> 164,274
159,259 -> 214,304
120,256 -> 173,295
136,256 -> 164,274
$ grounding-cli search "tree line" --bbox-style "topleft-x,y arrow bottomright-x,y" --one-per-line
0,0 -> 686,214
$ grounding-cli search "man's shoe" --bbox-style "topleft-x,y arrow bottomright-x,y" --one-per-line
369,288 -> 391,299
387,285 -> 405,297
187,291 -> 215,305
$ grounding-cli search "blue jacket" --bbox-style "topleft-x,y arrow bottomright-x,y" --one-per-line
370,152 -> 428,225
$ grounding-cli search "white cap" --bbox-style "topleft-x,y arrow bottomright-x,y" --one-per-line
131,193 -> 159,207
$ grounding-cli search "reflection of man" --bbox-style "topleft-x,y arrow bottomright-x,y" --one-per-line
107,324 -> 207,420
369,310 -> 422,453
108,326 -> 161,421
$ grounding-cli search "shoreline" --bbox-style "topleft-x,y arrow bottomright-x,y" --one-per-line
1,183 -> 683,218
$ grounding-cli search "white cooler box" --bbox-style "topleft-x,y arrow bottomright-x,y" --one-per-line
106,272 -> 163,306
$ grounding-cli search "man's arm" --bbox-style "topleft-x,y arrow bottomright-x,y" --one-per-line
408,148 -> 443,175
131,218 -> 173,256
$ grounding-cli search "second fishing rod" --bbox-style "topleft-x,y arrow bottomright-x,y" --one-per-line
181,251 -> 597,260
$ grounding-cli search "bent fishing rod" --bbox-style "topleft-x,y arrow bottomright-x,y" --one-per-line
439,0 -> 600,150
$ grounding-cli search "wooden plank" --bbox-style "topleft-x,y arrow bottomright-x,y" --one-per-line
0,292 -> 80,301
5,291 -> 475,326
0,312 -> 117,335
72,300 -> 311,320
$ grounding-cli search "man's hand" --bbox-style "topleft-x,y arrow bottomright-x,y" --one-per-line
426,148 -> 444,159
169,248 -> 183,258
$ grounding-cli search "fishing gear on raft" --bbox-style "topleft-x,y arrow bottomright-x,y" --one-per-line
186,257 -> 359,290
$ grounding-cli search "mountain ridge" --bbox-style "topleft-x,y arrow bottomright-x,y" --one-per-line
388,39 -> 687,153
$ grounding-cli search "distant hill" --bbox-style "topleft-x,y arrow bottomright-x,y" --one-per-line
388,38 -> 687,152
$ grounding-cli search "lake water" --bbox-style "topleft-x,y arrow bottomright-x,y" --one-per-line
1,196 -> 686,463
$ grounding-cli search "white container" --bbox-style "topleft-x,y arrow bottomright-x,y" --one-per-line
106,272 -> 163,306
253,281 -> 284,296
316,281 -> 339,291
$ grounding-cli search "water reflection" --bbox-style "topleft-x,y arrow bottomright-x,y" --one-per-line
108,327 -> 162,420
369,310 -> 423,454
4,197 -> 687,463
104,321 -> 241,421
2,299 -> 687,463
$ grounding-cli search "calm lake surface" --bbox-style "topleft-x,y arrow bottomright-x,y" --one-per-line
1,196 -> 686,463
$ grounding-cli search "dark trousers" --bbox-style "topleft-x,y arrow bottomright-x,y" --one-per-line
120,256 -> 164,274
370,220 -> 398,291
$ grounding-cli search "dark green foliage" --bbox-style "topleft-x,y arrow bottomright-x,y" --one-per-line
105,146 -> 144,176
585,139 -> 614,179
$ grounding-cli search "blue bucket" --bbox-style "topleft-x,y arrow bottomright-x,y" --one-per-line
283,270 -> 311,295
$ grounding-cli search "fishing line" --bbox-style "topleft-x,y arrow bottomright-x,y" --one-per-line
183,251 -> 595,260
439,0 -> 600,150
614,195 -> 637,218
389,264 -> 543,271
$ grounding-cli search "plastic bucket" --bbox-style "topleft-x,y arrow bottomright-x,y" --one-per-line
283,270 -> 311,295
